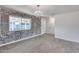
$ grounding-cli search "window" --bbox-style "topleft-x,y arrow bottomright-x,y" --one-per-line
21,18 -> 31,30
9,16 -> 31,31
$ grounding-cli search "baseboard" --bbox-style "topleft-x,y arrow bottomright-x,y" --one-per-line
0,33 -> 43,47
45,33 -> 54,36
55,36 -> 79,43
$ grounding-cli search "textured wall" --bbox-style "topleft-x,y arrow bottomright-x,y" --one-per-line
0,13 -> 41,45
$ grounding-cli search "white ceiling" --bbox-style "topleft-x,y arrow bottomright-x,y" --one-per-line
2,5 -> 79,17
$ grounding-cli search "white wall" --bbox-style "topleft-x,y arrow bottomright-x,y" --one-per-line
46,17 -> 55,34
41,17 -> 46,34
41,17 -> 55,35
55,11 -> 79,42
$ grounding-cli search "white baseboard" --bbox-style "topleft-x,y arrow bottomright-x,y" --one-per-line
0,33 -> 43,47
55,35 -> 79,43
45,33 -> 54,36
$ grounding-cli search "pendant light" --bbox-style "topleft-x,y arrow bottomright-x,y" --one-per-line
34,5 -> 43,17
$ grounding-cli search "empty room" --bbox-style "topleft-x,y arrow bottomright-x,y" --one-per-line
0,5 -> 79,53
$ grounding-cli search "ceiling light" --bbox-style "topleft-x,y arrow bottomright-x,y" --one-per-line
34,5 -> 43,17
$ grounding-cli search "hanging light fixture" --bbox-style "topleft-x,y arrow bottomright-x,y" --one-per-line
34,5 -> 43,17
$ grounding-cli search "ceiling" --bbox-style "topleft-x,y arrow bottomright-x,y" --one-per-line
2,5 -> 79,17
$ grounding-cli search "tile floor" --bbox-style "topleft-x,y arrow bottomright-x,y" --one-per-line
0,34 -> 79,53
